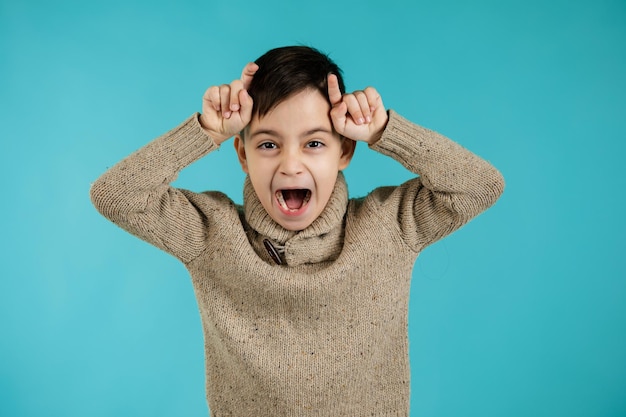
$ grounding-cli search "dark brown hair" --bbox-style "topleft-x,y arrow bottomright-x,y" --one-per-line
248,45 -> 345,119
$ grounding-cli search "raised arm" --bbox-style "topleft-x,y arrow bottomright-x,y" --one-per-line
326,73 -> 504,250
90,114 -> 220,262
90,64 -> 258,262
369,111 -> 505,251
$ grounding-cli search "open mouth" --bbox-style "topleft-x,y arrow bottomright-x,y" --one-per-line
276,189 -> 311,213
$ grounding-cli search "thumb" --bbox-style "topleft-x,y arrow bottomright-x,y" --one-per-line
238,88 -> 254,125
241,62 -> 259,90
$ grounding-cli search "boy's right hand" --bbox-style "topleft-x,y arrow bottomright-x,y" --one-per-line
199,62 -> 259,145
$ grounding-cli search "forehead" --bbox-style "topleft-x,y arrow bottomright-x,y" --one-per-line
248,89 -> 332,135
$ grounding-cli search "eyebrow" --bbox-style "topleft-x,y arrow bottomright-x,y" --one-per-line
249,127 -> 334,139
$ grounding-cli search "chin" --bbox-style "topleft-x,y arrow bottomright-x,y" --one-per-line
279,220 -> 311,232
273,214 -> 314,231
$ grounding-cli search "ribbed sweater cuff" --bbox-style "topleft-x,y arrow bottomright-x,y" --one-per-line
159,113 -> 219,171
369,110 -> 436,172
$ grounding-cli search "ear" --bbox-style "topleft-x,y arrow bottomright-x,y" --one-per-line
338,138 -> 356,170
233,134 -> 249,174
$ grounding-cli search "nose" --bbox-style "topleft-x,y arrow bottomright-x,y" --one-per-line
279,147 -> 304,176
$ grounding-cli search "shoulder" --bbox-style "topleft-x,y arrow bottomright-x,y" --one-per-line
179,188 -> 240,217
345,177 -> 425,236
344,185 -> 417,251
348,177 -> 423,212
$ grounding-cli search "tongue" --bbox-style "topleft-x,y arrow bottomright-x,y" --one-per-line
283,189 -> 307,210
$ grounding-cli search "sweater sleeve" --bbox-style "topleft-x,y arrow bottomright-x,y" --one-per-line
90,113 -> 220,263
367,110 -> 505,252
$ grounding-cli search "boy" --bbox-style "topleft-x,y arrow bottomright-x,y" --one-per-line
91,46 -> 504,416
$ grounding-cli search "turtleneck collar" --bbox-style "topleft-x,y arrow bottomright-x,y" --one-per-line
242,172 -> 349,266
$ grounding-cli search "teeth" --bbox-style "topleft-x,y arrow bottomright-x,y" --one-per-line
275,190 -> 311,212
276,191 -> 288,210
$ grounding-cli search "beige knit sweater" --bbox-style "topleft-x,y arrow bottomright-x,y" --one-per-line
90,110 -> 504,416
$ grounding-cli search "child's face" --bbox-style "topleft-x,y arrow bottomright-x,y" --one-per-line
234,89 -> 355,231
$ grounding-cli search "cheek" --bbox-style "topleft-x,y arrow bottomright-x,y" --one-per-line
315,168 -> 339,196
243,153 -> 263,176
251,160 -> 275,180
248,164 -> 274,197
250,177 -> 274,211
319,153 -> 345,176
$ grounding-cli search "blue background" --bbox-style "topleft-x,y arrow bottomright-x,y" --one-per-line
2,0 -> 625,416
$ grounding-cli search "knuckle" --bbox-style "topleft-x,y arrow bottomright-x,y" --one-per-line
345,94 -> 358,105
365,87 -> 379,99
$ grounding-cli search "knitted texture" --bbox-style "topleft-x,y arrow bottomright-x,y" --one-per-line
90,111 -> 504,416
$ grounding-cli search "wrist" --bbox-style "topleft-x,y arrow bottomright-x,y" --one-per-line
366,112 -> 389,145
201,127 -> 230,146
197,114 -> 228,145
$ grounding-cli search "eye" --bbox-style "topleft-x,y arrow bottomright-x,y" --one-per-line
306,140 -> 324,148
258,141 -> 277,150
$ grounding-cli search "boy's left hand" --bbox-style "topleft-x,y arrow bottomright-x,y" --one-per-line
328,74 -> 388,145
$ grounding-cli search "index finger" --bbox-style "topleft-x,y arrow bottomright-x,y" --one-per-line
241,62 -> 259,90
327,73 -> 342,105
